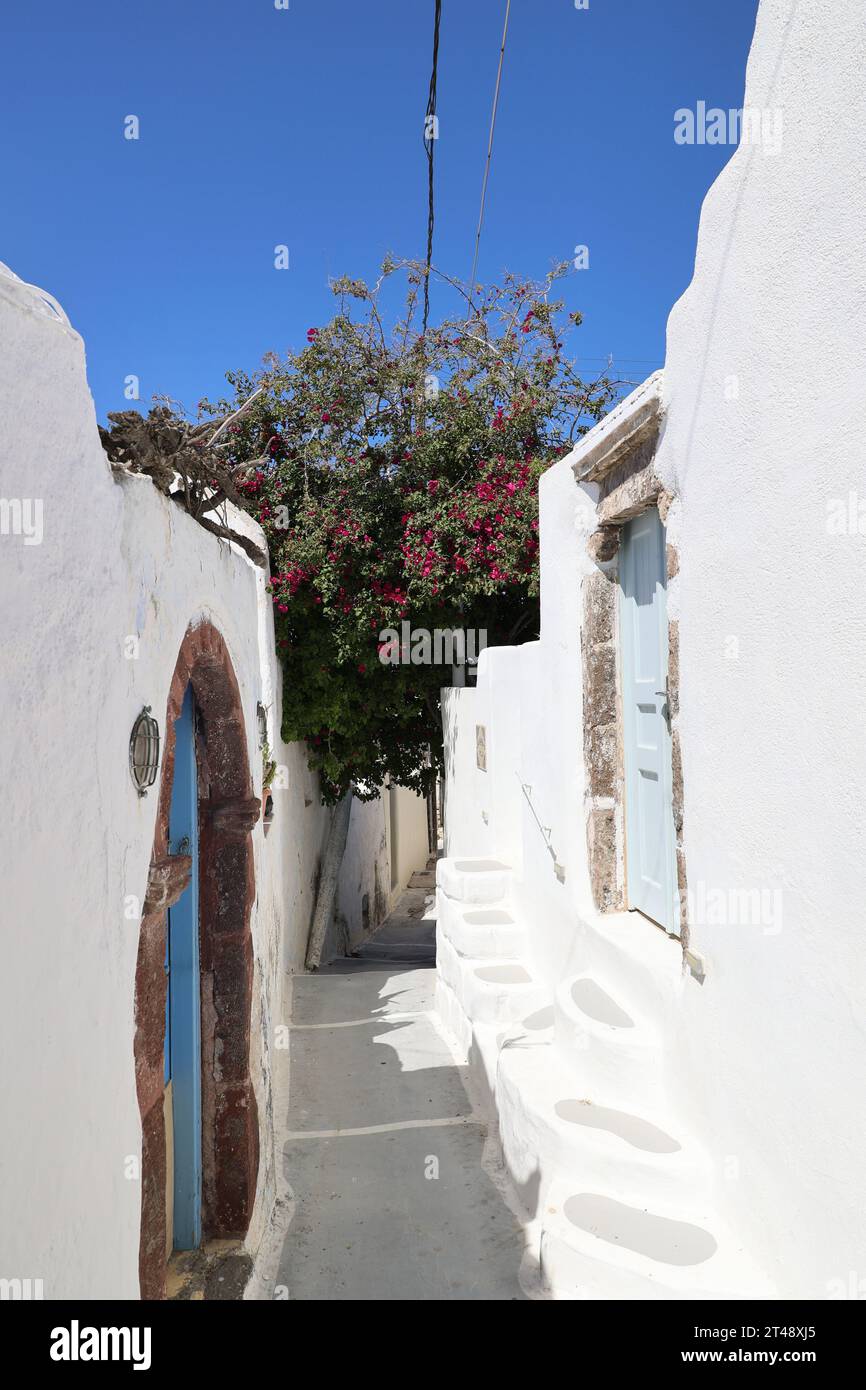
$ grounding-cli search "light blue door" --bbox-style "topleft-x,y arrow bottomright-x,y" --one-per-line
166,684 -> 202,1248
620,510 -> 678,935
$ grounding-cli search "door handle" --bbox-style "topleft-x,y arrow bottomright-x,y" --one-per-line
655,682 -> 671,727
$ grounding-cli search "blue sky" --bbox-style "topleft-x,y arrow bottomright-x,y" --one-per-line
1,0 -> 759,422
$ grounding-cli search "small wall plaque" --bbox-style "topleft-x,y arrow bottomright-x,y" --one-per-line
476,724 -> 487,771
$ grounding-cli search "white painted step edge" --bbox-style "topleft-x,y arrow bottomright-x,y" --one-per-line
437,932 -> 548,1026
552,972 -> 667,1113
436,856 -> 514,904
539,1181 -> 776,1301
554,972 -> 660,1049
495,1037 -> 712,1218
437,891 -> 527,959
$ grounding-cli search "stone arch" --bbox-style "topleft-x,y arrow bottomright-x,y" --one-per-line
134,620 -> 260,1300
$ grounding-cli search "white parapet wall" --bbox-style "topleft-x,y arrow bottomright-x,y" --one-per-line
438,0 -> 866,1299
385,782 -> 431,901
0,265 -> 387,1297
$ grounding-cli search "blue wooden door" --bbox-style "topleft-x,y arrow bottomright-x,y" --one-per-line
620,510 -> 678,935
166,684 -> 202,1248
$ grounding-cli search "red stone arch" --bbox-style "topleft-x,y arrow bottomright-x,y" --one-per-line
134,620 -> 260,1300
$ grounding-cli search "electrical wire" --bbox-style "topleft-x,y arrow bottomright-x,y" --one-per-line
468,0 -> 511,311
422,0 -> 443,336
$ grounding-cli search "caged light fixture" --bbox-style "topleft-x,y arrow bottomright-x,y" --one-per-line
129,705 -> 160,796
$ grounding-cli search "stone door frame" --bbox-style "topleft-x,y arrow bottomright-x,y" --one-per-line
133,620 -> 260,1299
576,375 -> 688,942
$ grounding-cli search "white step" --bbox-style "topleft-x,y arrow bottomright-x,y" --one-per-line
495,1035 -> 710,1219
553,972 -> 665,1114
436,856 -> 513,904
436,931 -> 547,1026
437,890 -> 527,959
540,1180 -> 776,1301
435,972 -> 552,1115
434,973 -> 473,1063
581,908 -> 684,1026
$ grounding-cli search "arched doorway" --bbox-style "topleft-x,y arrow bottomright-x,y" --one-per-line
134,621 -> 261,1300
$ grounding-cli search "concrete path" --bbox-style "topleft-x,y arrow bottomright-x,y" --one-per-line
273,871 -> 530,1301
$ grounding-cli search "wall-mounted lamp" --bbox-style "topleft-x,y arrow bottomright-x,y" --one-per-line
130,706 -> 160,796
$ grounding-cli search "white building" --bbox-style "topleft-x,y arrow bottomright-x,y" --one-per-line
436,0 -> 866,1299
0,264 -> 428,1299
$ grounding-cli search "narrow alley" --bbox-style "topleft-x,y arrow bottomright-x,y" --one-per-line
272,868 -> 532,1301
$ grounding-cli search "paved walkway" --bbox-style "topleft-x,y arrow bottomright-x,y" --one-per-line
273,870 -> 530,1301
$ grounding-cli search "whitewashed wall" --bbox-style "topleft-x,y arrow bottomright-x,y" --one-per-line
386,783 -> 431,904
334,795 -> 389,952
442,0 -> 866,1297
442,686 -> 490,860
652,0 -> 866,1296
0,266 -> 388,1298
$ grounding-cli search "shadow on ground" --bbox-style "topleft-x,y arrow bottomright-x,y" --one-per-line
275,869 -> 530,1300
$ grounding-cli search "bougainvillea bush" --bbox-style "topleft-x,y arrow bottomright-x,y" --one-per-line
199,260 -> 618,802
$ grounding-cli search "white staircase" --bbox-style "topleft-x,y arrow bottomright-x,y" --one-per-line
435,856 -> 775,1301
